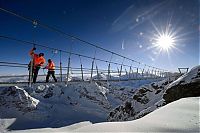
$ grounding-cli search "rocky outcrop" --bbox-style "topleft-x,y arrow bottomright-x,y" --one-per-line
108,101 -> 135,121
0,86 -> 39,112
107,79 -> 173,121
163,67 -> 200,104
108,66 -> 200,122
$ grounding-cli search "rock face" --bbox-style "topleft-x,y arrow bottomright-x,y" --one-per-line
0,86 -> 39,112
108,65 -> 200,122
163,66 -> 200,104
107,79 -> 173,121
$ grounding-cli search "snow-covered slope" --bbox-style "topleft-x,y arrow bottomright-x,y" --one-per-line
1,65 -> 199,132
0,82 -> 112,131
74,97 -> 200,132
1,78 -> 162,132
107,77 -> 174,121
168,65 -> 200,88
108,65 -> 200,122
163,65 -> 200,103
11,97 -> 200,133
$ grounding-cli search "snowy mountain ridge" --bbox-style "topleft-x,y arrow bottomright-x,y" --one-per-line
0,65 -> 199,132
1,79 -> 155,131
107,65 -> 200,121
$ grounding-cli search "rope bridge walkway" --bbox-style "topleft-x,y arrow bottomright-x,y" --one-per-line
0,7 -> 171,87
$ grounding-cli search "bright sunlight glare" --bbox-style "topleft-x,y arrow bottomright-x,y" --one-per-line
156,34 -> 175,50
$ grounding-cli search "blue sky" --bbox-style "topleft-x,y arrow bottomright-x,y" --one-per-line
0,0 -> 199,75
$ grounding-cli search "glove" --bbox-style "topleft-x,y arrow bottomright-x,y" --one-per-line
32,47 -> 36,50
36,64 -> 41,68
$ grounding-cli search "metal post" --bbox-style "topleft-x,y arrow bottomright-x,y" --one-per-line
108,63 -> 110,80
80,64 -> 84,81
163,70 -> 165,78
28,58 -> 34,87
59,50 -> 62,82
119,57 -> 125,78
29,21 -> 37,87
151,68 -> 154,78
125,68 -> 128,79
154,69 -> 157,78
142,64 -> 146,78
146,69 -> 149,79
90,59 -> 94,82
136,68 -> 139,79
159,71 -> 162,78
129,66 -> 132,80
119,65 -> 123,77
90,47 -> 96,83
79,55 -> 84,81
96,64 -> 99,80
117,67 -> 120,81
66,56 -> 71,83
107,53 -> 113,81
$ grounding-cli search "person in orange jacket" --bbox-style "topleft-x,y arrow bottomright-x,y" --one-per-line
29,47 -> 46,83
44,59 -> 57,82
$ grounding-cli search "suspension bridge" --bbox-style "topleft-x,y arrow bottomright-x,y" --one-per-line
0,7 -> 172,87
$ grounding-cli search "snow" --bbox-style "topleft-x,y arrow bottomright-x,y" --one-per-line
168,65 -> 200,88
0,80 -> 145,131
0,66 -> 199,133
74,97 -> 200,132
107,77 -> 174,122
11,121 -> 92,133
9,97 -> 200,133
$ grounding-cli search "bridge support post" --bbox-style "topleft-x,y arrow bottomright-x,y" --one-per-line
90,59 -> 94,82
154,69 -> 157,78
66,56 -> 71,84
119,65 -> 123,77
108,63 -> 110,81
81,64 -> 84,81
136,68 -> 139,79
128,66 -> 132,80
125,68 -> 128,79
151,69 -> 154,78
59,50 -> 63,82
28,59 -> 34,87
96,65 -> 99,80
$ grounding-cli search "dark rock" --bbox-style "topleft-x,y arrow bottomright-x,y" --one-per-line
155,89 -> 162,94
43,92 -> 53,98
120,88 -> 125,91
151,83 -> 159,90
163,82 -> 200,104
133,94 -> 149,104
124,101 -> 132,113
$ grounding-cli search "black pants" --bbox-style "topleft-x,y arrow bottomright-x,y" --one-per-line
28,65 -> 40,83
46,71 -> 57,82
33,66 -> 40,83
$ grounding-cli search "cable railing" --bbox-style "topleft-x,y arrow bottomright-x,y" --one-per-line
0,61 -> 166,86
0,7 -> 171,86
0,7 -> 168,72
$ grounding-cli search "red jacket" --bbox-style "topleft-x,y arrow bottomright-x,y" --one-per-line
29,49 -> 45,67
45,61 -> 55,71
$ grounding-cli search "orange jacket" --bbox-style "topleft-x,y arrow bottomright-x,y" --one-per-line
45,61 -> 55,71
29,49 -> 46,67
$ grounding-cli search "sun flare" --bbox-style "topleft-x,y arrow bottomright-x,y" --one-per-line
156,34 -> 175,51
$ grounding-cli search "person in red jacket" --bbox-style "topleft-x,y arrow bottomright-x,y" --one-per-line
29,47 -> 46,83
44,59 -> 57,82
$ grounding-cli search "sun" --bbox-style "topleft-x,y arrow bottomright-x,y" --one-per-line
156,34 -> 175,51
151,24 -> 178,54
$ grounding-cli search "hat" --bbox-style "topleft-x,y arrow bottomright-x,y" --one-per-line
39,53 -> 44,56
48,59 -> 52,63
